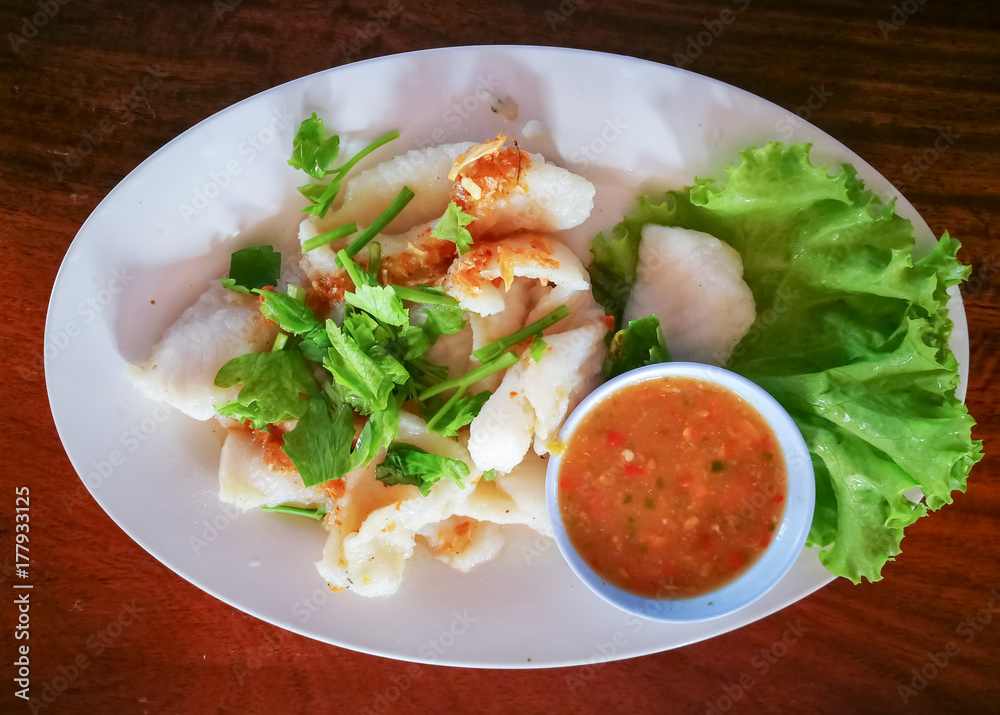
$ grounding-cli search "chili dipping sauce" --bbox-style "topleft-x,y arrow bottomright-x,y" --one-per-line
557,377 -> 787,600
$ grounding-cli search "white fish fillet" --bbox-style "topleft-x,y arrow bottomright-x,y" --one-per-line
458,451 -> 552,537
624,225 -> 756,366
218,427 -> 330,510
316,412 -> 482,597
467,321 -> 606,472
469,152 -> 595,236
131,282 -> 277,421
319,142 -> 475,234
444,236 -> 590,316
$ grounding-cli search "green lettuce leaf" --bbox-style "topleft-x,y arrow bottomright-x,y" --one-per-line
603,141 -> 982,583
602,315 -> 671,379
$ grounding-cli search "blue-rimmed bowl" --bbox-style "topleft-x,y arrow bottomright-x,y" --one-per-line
546,362 -> 815,622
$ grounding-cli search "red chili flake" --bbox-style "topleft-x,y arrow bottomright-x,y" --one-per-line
759,533 -> 772,549
606,431 -> 625,448
772,494 -> 785,504
624,463 -> 644,477
729,554 -> 744,571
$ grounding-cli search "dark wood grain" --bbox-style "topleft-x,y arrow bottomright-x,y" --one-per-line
2,0 -> 998,713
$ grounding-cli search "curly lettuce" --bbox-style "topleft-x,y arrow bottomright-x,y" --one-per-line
590,141 -> 983,583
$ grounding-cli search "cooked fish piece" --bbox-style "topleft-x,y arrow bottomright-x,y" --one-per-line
444,235 -> 590,316
467,321 -> 606,472
315,412 -> 483,598
218,426 -> 330,509
458,451 -> 552,537
317,141 -> 475,234
623,225 -> 756,365
130,282 -> 277,421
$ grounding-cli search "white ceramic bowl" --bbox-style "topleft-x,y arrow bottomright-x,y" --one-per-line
546,362 -> 816,622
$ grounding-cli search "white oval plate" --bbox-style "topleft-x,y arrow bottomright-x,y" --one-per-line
45,46 -> 969,668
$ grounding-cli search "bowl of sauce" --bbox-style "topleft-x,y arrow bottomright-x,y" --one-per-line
546,362 -> 815,622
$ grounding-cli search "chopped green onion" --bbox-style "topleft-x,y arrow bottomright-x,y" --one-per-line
287,283 -> 306,302
261,503 -> 327,521
342,186 -> 415,260
424,386 -> 469,431
472,305 -> 570,363
418,351 -> 518,401
367,242 -> 382,281
303,222 -> 358,253
271,333 -> 290,352
390,285 -> 460,306
307,130 -> 400,218
336,249 -> 374,290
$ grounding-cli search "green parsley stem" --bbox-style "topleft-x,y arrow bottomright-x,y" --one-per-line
418,351 -> 518,401
303,222 -> 358,253
331,129 -> 399,180
367,242 -> 382,281
472,305 -> 570,363
261,504 -> 327,521
310,130 -> 401,218
336,249 -> 373,290
343,186 -> 415,259
390,285 -> 460,306
287,283 -> 306,302
424,385 -> 469,431
271,333 -> 290,352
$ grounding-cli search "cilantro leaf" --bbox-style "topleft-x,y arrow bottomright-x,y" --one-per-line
288,112 -> 340,179
322,320 -> 395,414
375,443 -> 470,496
280,391 -> 356,487
422,390 -> 489,437
602,315 -> 671,379
214,351 -> 317,429
345,284 -> 410,327
254,289 -> 321,335
431,201 -> 475,254
221,245 -> 281,294
352,394 -> 401,467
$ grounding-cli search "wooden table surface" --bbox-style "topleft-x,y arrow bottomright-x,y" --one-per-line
2,0 -> 998,713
